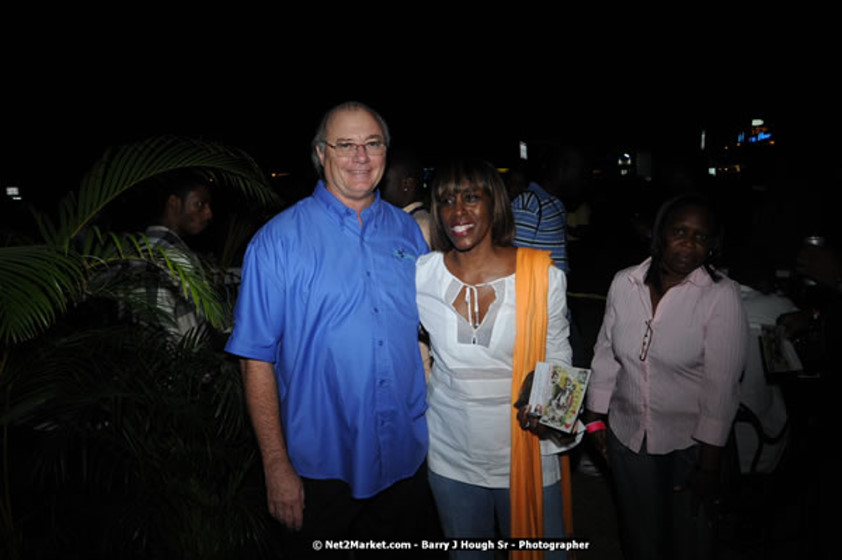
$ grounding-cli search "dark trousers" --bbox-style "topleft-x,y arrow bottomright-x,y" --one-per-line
284,463 -> 443,559
608,429 -> 715,560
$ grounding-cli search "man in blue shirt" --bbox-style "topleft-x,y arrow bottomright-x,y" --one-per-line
225,102 -> 430,554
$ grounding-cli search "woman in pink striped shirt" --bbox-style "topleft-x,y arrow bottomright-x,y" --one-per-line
584,194 -> 748,560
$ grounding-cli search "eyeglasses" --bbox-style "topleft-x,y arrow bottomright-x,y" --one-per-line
323,140 -> 387,157
639,319 -> 653,361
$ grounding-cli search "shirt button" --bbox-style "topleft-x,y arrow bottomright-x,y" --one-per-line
377,340 -> 384,347
373,307 -> 379,314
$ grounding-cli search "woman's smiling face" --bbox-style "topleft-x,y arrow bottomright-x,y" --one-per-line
438,184 -> 493,253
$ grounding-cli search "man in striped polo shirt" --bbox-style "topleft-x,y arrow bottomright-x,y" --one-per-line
511,145 -> 575,274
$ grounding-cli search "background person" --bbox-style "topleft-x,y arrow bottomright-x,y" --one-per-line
139,168 -> 214,339
584,194 -> 749,560
380,147 -> 431,246
511,144 -> 579,275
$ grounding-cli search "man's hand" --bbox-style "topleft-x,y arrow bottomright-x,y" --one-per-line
265,458 -> 305,531
240,359 -> 305,530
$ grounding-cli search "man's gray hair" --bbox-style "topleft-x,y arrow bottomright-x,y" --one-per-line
311,101 -> 391,178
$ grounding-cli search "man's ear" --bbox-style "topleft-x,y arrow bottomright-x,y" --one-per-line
166,194 -> 183,216
316,145 -> 326,167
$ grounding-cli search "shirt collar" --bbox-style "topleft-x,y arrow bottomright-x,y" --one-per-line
628,257 -> 714,288
313,180 -> 382,223
145,225 -> 189,249
527,182 -> 548,196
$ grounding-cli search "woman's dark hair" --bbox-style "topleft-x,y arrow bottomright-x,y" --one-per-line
646,193 -> 723,291
429,159 -> 515,252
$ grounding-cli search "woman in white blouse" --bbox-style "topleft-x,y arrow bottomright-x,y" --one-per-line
416,159 -> 574,557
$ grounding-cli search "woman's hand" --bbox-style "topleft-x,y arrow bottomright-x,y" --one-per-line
516,405 -> 577,445
516,404 -> 543,434
674,442 -> 723,517
582,409 -> 609,463
675,467 -> 720,518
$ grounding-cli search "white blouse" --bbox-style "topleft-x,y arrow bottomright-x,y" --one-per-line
416,251 -> 573,488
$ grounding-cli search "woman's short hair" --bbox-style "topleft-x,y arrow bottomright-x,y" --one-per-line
429,159 -> 515,252
646,193 -> 723,289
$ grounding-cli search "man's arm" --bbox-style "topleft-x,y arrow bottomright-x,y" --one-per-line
241,358 -> 305,530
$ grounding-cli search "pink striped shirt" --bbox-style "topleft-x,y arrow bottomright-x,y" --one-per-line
587,258 -> 748,453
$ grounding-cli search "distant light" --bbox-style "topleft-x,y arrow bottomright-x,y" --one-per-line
6,186 -> 20,197
708,167 -> 716,176
752,118 -> 764,126
519,141 -> 528,160
700,130 -> 706,151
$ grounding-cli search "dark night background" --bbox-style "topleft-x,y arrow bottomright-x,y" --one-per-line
3,49 -> 831,279
3,31 -> 822,210
3,19 -> 838,290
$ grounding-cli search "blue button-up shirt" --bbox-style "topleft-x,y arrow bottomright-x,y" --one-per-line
226,181 -> 429,498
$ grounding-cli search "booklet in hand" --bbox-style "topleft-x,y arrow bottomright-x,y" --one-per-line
525,362 -> 591,433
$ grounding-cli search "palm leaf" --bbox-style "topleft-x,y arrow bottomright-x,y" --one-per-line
4,136 -> 277,344
82,229 -> 228,331
43,135 -> 278,247
0,246 -> 84,344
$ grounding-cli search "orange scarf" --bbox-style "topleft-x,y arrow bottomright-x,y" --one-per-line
510,248 -> 552,559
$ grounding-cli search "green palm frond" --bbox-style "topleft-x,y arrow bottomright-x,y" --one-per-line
0,246 -> 84,344
0,232 -> 227,344
43,135 -> 278,247
2,136 -> 277,344
82,229 -> 228,330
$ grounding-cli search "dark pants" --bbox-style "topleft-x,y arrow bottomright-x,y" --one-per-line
608,429 -> 715,560
284,463 -> 443,559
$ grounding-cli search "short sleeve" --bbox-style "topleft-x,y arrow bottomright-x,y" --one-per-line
225,231 -> 286,362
